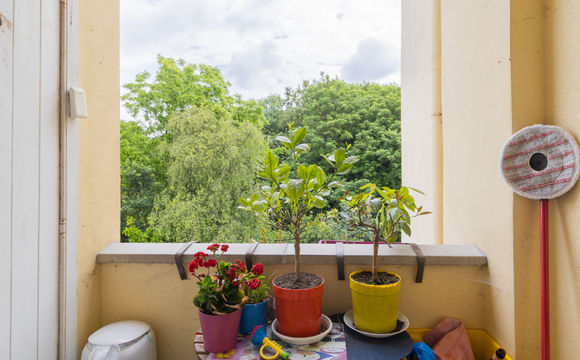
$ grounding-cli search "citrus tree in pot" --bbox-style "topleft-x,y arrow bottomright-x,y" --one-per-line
344,184 -> 429,333
240,123 -> 357,337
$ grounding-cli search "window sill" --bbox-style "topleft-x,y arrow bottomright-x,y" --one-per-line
97,242 -> 487,266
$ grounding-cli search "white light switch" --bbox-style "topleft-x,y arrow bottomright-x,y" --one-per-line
69,87 -> 88,119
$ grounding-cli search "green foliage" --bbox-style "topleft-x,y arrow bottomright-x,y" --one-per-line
344,184 -> 430,282
262,75 -> 401,208
299,209 -> 370,244
192,259 -> 245,315
149,107 -> 265,243
120,120 -> 166,242
240,124 -> 358,278
122,55 -> 266,136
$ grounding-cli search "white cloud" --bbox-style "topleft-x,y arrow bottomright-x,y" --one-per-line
120,0 -> 401,119
226,41 -> 285,90
340,37 -> 400,83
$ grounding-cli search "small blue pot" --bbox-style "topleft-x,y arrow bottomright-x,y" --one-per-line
239,298 -> 269,334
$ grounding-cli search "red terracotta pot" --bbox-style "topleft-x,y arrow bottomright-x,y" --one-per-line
272,273 -> 324,337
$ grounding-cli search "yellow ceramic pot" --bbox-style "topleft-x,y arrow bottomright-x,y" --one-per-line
349,270 -> 401,333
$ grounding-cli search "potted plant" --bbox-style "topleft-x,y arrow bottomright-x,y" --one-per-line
240,123 -> 357,337
238,262 -> 271,334
190,243 -> 248,353
344,184 -> 429,333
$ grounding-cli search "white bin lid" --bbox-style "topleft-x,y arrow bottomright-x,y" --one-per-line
89,321 -> 151,346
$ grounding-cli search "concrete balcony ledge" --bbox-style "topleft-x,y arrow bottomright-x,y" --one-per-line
97,242 -> 487,267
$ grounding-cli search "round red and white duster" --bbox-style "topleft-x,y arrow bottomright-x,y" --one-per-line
499,124 -> 580,360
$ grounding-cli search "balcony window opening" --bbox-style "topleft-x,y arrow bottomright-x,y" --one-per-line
120,0 -> 402,244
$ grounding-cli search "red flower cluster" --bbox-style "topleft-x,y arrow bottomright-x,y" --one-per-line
189,251 -> 211,274
235,260 -> 246,273
225,265 -> 239,282
251,263 -> 264,276
207,243 -> 220,252
203,259 -> 217,268
248,278 -> 261,290
220,244 -> 229,252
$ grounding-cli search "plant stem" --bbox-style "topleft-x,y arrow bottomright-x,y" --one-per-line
372,232 -> 379,283
294,230 -> 301,280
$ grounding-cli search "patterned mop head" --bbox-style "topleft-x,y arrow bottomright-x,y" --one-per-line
499,124 -> 580,200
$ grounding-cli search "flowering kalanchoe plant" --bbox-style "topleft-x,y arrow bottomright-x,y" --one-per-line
241,263 -> 270,304
191,243 -> 247,315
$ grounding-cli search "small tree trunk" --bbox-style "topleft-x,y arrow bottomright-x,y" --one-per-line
372,232 -> 379,283
294,231 -> 301,281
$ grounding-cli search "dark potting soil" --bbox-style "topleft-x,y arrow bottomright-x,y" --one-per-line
274,272 -> 323,290
351,271 -> 399,285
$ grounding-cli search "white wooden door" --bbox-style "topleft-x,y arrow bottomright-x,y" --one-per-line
0,0 -> 61,358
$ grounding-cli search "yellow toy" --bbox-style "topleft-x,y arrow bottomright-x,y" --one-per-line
250,325 -> 289,360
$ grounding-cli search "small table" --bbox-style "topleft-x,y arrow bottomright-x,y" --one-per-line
194,316 -> 413,360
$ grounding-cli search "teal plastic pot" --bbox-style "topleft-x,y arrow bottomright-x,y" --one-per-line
238,298 -> 269,334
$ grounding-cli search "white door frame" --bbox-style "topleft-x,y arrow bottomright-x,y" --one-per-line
59,1 -> 79,359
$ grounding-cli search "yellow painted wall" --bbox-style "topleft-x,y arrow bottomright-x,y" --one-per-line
100,263 -> 488,360
439,0 -> 516,354
405,0 -> 580,357
401,0 -> 443,245
543,0 -> 580,357
77,0 -> 120,356
510,0 -> 545,357
403,0 -> 516,353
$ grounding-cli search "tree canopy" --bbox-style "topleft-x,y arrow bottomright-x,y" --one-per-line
120,58 -> 402,244
122,55 -> 266,136
262,76 -> 401,207
148,107 -> 265,243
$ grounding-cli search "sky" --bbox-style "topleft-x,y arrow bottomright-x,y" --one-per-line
120,0 -> 401,120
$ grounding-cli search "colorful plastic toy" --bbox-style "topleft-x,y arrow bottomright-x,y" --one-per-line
250,325 -> 289,360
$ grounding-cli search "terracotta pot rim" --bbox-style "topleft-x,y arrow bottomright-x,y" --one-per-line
272,272 -> 325,291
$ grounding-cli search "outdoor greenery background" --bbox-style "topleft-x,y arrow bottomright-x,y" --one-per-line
121,56 -> 401,243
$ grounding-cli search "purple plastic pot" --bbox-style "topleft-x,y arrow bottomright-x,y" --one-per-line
199,308 -> 242,353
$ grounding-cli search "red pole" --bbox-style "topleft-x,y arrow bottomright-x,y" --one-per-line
540,199 -> 550,360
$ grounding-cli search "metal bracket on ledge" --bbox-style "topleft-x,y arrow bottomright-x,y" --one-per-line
408,243 -> 426,283
245,243 -> 259,269
175,241 -> 196,280
336,242 -> 345,280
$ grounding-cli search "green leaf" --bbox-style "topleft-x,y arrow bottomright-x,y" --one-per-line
276,166 -> 291,180
408,187 -> 425,195
286,179 -> 305,203
316,166 -> 326,186
293,127 -> 306,145
334,148 -> 346,167
312,196 -> 326,209
327,181 -> 344,188
402,223 -> 411,236
307,164 -> 318,179
263,151 -> 279,180
336,163 -> 353,174
295,143 -> 311,153
275,136 -> 292,145
297,165 -> 308,180
376,187 -> 389,200
322,155 -> 335,168
342,156 -> 360,165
